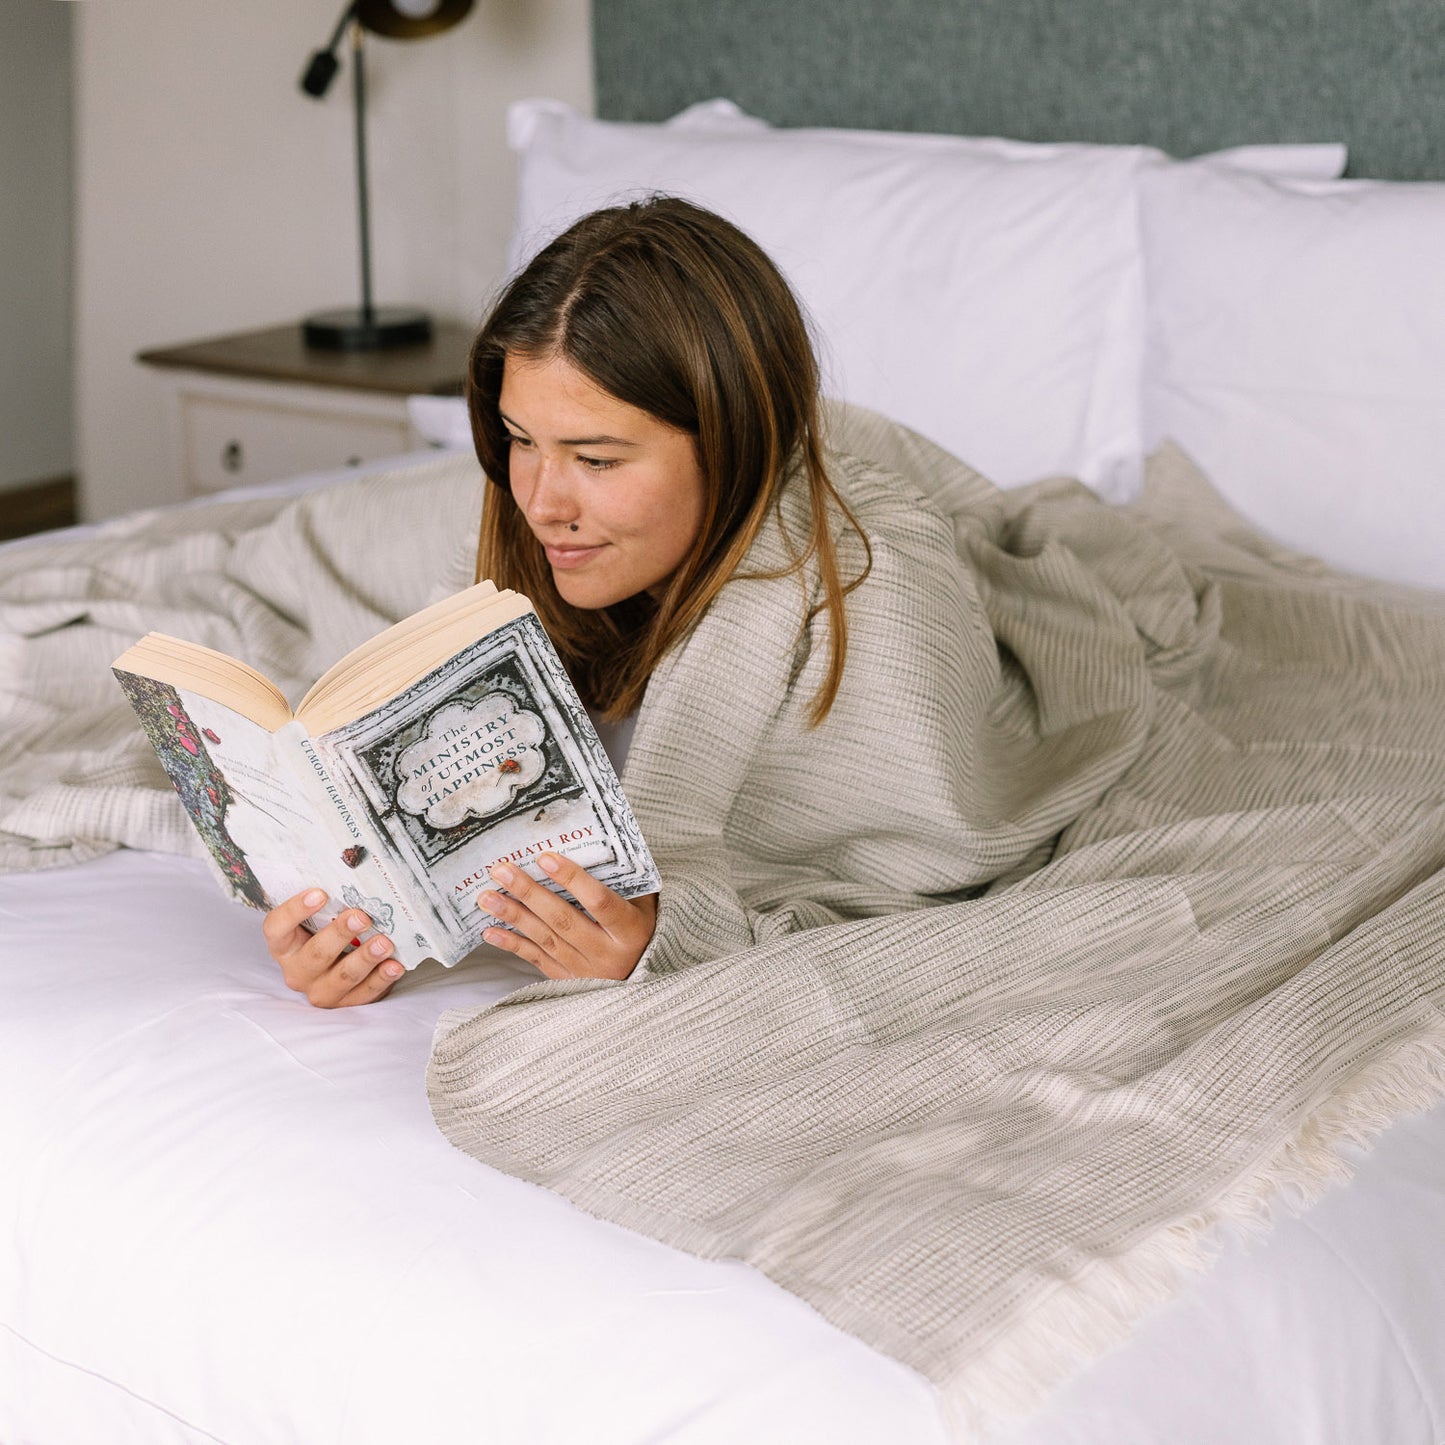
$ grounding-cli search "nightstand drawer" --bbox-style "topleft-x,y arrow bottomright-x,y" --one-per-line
139,322 -> 470,507
181,392 -> 412,494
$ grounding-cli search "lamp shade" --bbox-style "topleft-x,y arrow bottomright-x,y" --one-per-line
354,0 -> 473,41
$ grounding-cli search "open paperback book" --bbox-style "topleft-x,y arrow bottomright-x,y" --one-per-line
111,581 -> 659,969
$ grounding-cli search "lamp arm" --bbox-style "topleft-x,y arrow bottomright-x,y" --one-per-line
323,2 -> 360,54
299,2 -> 359,98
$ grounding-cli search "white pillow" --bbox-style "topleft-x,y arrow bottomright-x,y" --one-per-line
407,394 -> 474,451
506,99 -> 1345,499
1141,163 -> 1445,591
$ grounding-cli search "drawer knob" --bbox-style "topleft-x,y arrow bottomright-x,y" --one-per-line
221,440 -> 244,473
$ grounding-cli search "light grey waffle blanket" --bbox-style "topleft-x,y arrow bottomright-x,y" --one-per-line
427,413 -> 1445,1430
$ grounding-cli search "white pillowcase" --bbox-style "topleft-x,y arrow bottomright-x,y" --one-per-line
506,98 -> 1345,498
1141,163 -> 1445,590
407,394 -> 475,451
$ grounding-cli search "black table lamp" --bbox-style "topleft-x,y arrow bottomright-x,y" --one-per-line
299,0 -> 474,350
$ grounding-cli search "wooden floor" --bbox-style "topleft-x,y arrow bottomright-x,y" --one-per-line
0,476 -> 78,542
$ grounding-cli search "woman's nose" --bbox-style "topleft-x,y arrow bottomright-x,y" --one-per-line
520,455 -> 579,526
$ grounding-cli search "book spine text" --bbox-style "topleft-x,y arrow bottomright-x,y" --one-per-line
275,722 -> 444,968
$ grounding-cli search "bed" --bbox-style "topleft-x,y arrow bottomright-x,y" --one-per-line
5,2 -> 1445,1441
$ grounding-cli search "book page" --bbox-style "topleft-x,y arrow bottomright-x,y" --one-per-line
297,581 -> 536,734
112,635 -> 292,731
299,580 -> 497,708
310,613 -> 659,962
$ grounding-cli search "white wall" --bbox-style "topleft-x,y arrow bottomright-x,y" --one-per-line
0,0 -> 74,493
74,0 -> 593,520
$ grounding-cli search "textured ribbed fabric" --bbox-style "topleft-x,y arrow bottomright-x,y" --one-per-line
0,455 -> 483,872
427,413 -> 1445,1430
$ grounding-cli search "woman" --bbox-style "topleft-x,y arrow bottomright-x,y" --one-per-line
264,195 -> 878,1007
273,194 -> 1417,1015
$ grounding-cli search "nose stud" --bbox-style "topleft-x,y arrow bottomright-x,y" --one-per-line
569,523 -> 579,532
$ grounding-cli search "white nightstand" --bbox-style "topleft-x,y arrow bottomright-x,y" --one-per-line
137,321 -> 472,497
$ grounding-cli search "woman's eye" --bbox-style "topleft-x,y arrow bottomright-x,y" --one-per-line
578,455 -> 620,472
507,434 -> 533,449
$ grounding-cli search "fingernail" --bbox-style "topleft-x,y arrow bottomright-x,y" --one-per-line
304,889 -> 325,907
367,938 -> 389,958
490,862 -> 516,884
382,962 -> 403,979
348,912 -> 367,931
538,853 -> 560,875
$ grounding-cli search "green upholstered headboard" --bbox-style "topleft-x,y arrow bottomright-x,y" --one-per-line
592,0 -> 1445,180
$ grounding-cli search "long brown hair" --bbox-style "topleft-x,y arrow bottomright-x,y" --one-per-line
469,196 -> 869,725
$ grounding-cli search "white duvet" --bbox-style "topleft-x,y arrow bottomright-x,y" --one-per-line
3,847 -> 1443,1444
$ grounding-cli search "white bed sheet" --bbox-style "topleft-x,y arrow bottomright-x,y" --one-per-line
3,849 -> 1443,1444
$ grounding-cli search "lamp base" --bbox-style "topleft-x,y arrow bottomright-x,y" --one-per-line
302,306 -> 432,350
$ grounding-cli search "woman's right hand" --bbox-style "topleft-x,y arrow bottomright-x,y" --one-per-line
263,887 -> 404,1008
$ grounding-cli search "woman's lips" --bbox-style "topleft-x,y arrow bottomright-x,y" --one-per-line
543,541 -> 607,570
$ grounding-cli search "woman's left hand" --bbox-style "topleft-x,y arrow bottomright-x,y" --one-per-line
478,854 -> 657,980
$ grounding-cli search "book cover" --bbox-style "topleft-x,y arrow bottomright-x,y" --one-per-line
313,613 -> 657,963
110,671 -> 338,912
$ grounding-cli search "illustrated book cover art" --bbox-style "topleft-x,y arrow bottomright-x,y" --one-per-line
111,582 -> 659,969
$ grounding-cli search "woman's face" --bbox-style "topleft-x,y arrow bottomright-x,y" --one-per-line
498,352 -> 707,610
